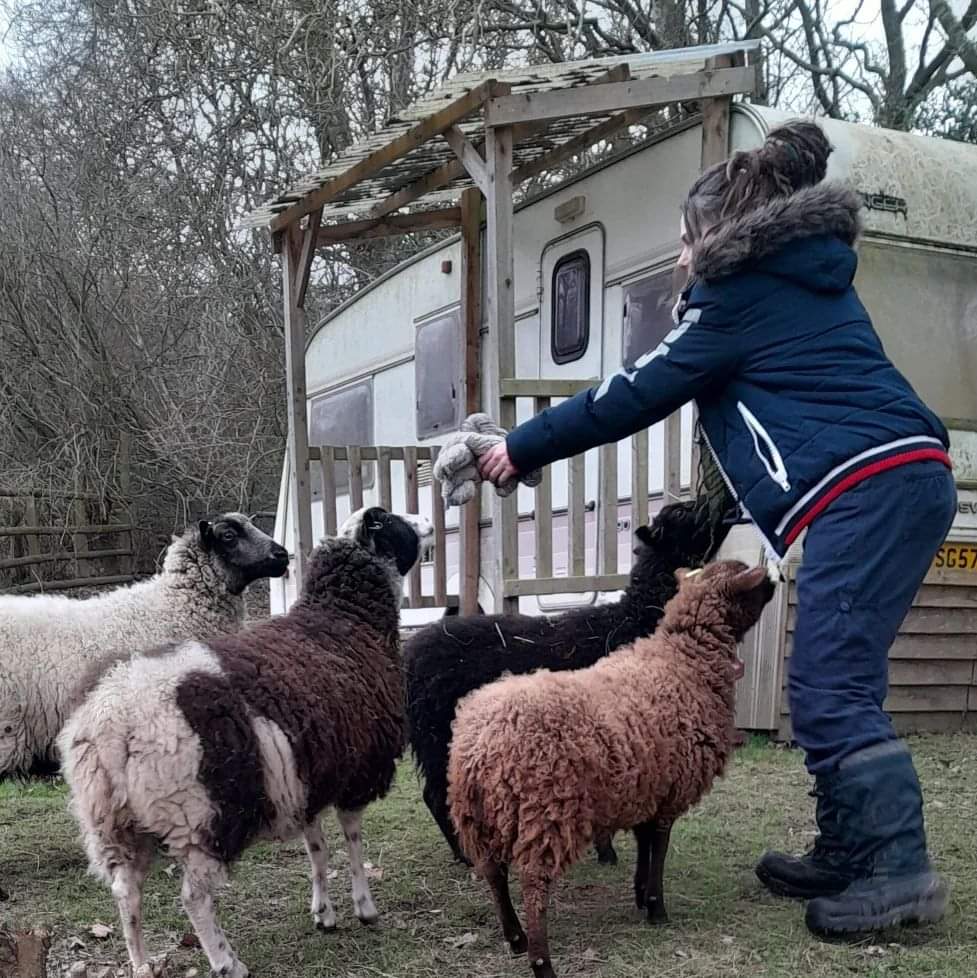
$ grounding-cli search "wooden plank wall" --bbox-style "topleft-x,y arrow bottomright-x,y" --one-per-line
777,565 -> 977,738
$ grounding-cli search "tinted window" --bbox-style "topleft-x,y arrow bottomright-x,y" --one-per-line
622,268 -> 675,370
416,310 -> 462,438
551,250 -> 590,365
309,382 -> 373,494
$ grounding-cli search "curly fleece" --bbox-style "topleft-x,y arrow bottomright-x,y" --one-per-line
404,499 -> 731,862
447,562 -> 773,878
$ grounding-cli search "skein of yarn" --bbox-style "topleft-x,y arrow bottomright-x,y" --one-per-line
433,414 -> 542,507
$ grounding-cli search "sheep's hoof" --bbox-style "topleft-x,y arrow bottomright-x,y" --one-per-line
508,933 -> 528,955
531,957 -> 556,978
0,885 -> 8,902
634,886 -> 646,910
315,919 -> 337,933
596,845 -> 618,866
646,902 -> 669,926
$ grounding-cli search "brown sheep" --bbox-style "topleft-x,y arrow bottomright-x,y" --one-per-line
447,560 -> 775,978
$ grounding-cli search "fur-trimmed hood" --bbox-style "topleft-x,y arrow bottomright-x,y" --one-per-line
692,182 -> 863,285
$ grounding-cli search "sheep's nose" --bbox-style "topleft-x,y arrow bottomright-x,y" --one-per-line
272,544 -> 289,560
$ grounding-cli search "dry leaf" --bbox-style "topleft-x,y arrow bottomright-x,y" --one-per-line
865,945 -> 886,956
178,933 -> 200,949
721,935 -> 735,945
327,869 -> 339,880
185,969 -> 199,978
89,924 -> 113,940
582,947 -> 599,961
68,963 -> 88,978
69,937 -> 87,951
443,932 -> 478,949
675,949 -> 689,959
365,865 -> 384,880
163,864 -> 177,878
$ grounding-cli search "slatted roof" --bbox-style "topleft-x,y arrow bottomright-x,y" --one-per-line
241,41 -> 760,234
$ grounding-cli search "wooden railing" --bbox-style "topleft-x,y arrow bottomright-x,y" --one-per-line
0,489 -> 136,595
308,445 -> 458,610
498,379 -> 687,602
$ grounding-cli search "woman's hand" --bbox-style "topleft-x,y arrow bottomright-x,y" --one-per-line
478,441 -> 520,486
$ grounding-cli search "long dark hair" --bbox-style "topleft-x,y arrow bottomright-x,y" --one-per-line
681,121 -> 833,244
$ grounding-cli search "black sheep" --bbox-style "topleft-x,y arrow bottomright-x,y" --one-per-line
404,498 -> 732,866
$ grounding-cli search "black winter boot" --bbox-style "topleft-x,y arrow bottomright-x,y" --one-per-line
805,741 -> 947,939
755,782 -> 859,899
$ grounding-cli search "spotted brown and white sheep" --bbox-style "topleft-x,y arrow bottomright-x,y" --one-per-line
59,507 -> 432,978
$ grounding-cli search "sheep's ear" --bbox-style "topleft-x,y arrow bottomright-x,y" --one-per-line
635,523 -> 661,546
729,565 -> 768,594
198,520 -> 215,550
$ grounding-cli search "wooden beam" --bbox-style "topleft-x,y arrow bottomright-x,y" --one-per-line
444,126 -> 489,195
269,79 -> 496,233
293,208 -> 322,309
484,103 -> 518,614
485,65 -> 756,127
499,378 -> 596,398
282,224 -> 314,583
460,186 -> 483,616
316,207 -> 462,244
504,573 -> 630,598
512,106 -> 644,185
368,157 -> 467,220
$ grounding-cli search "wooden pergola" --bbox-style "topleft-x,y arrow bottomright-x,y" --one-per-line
243,40 -> 760,613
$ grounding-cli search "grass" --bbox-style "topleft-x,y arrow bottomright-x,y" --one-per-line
2,735 -> 976,978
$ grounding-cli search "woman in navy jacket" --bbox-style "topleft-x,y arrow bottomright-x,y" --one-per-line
479,122 -> 955,938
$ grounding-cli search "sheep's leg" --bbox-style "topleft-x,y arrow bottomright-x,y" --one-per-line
336,809 -> 378,925
593,829 -> 618,866
423,781 -> 471,866
479,860 -> 526,955
645,822 -> 673,925
633,822 -> 652,910
303,821 -> 336,932
180,850 -> 248,978
519,871 -> 556,978
110,843 -> 153,972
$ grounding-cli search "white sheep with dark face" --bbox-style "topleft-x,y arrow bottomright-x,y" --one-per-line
0,512 -> 289,779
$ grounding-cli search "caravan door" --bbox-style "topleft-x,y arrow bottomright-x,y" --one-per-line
535,223 -> 605,609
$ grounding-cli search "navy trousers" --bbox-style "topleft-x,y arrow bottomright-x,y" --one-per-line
789,461 -> 957,774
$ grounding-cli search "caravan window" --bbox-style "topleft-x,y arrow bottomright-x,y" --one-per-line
551,250 -> 590,364
622,269 -> 675,370
416,310 -> 462,438
309,381 -> 373,494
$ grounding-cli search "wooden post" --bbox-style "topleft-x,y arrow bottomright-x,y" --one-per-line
403,447 -> 422,607
533,396 -> 553,581
600,443 -> 618,575
460,187 -> 483,615
692,55 -> 733,495
72,496 -> 88,581
118,432 -> 135,579
484,98 -> 518,615
282,223 -> 314,583
22,495 -> 39,581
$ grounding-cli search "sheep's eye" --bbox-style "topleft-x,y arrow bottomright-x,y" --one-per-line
221,530 -> 237,544
3,725 -> 12,735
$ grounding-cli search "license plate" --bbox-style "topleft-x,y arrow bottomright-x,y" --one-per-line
933,543 -> 977,572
